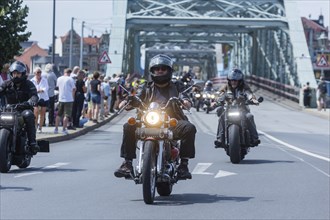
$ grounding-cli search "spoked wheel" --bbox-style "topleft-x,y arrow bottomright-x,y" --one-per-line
142,140 -> 157,204
228,125 -> 241,164
0,129 -> 13,173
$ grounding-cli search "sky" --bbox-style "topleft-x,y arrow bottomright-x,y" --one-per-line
22,0 -> 330,49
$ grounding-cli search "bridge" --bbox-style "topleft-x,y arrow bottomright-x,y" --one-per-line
106,0 -> 316,106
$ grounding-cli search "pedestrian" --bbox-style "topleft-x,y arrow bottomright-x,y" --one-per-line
72,70 -> 87,128
303,82 -> 312,108
31,67 -> 49,133
90,71 -> 102,123
102,76 -> 111,116
99,74 -> 106,121
70,66 -> 80,79
54,68 -> 76,135
43,63 -> 57,126
317,76 -> 328,111
109,73 -> 118,113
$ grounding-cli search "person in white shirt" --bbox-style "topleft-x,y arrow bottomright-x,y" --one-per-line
31,67 -> 49,133
54,68 -> 76,135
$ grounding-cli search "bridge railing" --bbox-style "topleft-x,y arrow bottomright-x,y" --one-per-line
211,75 -> 300,103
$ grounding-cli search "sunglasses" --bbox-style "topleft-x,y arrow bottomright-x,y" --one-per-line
153,66 -> 168,71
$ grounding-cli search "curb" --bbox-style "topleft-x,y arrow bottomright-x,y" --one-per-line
36,114 -> 118,143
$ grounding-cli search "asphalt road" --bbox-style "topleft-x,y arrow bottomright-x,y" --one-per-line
0,99 -> 329,220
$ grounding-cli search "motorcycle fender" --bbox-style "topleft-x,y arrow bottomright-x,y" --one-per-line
37,140 -> 50,153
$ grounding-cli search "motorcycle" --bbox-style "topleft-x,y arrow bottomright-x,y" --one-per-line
192,90 -> 203,112
217,92 -> 263,164
202,90 -> 218,114
0,103 -> 49,173
120,96 -> 187,204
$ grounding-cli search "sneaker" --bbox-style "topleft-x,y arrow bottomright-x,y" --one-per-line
54,128 -> 59,134
114,161 -> 133,178
214,139 -> 226,148
62,129 -> 69,135
38,129 -> 42,134
177,162 -> 192,180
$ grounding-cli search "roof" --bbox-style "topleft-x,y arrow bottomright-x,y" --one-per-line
83,37 -> 100,45
14,43 -> 48,70
301,17 -> 327,32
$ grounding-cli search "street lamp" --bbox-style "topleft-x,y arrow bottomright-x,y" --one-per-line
317,31 -> 328,77
52,0 -> 56,64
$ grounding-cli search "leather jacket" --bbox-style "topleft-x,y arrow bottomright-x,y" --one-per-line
0,79 -> 38,106
137,81 -> 190,120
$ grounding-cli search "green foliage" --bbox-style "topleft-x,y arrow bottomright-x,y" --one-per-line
0,0 -> 31,67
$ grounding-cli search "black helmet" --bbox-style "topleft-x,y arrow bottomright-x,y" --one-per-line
149,54 -> 173,84
9,61 -> 28,84
227,68 -> 244,81
205,80 -> 213,87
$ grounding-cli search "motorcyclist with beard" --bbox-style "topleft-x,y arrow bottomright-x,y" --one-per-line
0,61 -> 39,154
213,68 -> 260,148
114,54 -> 197,180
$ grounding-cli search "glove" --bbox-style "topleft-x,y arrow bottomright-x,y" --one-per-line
127,95 -> 141,108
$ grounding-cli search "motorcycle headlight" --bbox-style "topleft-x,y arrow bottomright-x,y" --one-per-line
144,111 -> 160,126
228,111 -> 240,119
0,113 -> 15,126
211,94 -> 215,99
202,94 -> 207,98
195,93 -> 201,98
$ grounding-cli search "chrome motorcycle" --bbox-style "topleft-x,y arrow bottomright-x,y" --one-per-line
0,103 -> 49,173
121,96 -> 185,204
218,92 -> 263,164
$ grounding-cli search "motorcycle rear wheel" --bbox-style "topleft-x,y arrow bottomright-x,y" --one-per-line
142,140 -> 157,204
228,125 -> 241,164
0,129 -> 13,173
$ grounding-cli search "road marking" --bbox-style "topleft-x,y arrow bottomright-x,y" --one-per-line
259,130 -> 330,162
215,170 -> 237,178
14,172 -> 43,178
192,163 -> 213,175
14,162 -> 70,178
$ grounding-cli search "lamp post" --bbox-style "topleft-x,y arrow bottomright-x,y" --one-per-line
52,0 -> 56,64
317,31 -> 328,77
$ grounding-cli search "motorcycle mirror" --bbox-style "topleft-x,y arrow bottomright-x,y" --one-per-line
257,97 -> 264,103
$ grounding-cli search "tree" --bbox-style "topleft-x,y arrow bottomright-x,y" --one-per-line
0,0 -> 31,67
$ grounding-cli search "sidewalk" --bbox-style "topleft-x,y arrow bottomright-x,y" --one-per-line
36,113 -> 118,143
253,86 -> 329,120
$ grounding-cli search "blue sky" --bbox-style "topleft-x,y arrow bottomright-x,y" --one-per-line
22,0 -> 329,49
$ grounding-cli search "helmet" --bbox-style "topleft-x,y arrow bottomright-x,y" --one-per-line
227,68 -> 244,81
181,71 -> 193,83
149,54 -> 173,84
205,80 -> 213,87
9,61 -> 27,84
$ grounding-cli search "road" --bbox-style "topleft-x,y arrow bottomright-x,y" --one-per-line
0,98 -> 329,220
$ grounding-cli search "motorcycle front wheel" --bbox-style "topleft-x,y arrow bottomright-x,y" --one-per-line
0,129 -> 13,173
228,124 -> 241,164
142,140 -> 157,204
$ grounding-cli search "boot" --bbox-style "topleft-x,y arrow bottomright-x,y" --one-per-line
177,159 -> 192,180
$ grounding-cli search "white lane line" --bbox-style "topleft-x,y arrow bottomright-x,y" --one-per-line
14,172 -> 43,178
259,130 -> 330,162
14,162 -> 70,178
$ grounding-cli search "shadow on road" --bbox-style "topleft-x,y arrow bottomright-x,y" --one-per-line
239,159 -> 294,165
132,193 -> 253,206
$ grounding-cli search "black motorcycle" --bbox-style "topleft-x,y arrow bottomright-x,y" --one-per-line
0,103 -> 49,173
218,92 -> 263,164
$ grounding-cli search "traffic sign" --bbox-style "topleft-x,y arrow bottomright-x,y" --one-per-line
316,55 -> 329,67
98,51 -> 111,64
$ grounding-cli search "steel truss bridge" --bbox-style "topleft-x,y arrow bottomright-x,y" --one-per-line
106,0 -> 316,105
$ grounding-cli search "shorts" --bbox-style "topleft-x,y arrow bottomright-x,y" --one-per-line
91,93 -> 101,104
37,99 -> 49,107
57,102 -> 73,118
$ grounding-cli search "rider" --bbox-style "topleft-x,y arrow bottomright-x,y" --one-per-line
203,80 -> 214,92
213,68 -> 260,148
0,61 -> 39,154
114,54 -> 197,180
